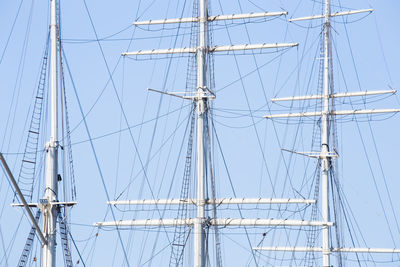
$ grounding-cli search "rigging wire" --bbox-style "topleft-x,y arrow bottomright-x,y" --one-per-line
1,0 -> 35,154
217,0 -> 276,200
113,111 -> 191,201
233,2 -> 312,265
61,24 -> 133,43
143,2 -> 200,265
0,0 -> 24,65
80,1 -> 203,264
67,56 -> 122,135
330,168 -> 363,266
372,13 -> 393,87
62,11 -> 280,45
206,109 -> 223,267
61,46 -> 131,266
68,231 -> 87,267
119,1 -> 195,265
71,104 -> 190,146
2,0 -> 392,266
211,117 -> 263,267
215,49 -> 291,94
213,1 -> 317,265
0,1 -> 47,264
0,224 -> 9,267
335,1 -> 400,249
0,209 -> 25,266
169,104 -> 195,267
111,11 -> 143,262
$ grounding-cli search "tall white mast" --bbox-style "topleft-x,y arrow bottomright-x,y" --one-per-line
263,1 -> 400,266
194,0 -> 207,266
321,0 -> 331,266
96,3 -> 309,267
94,1 -> 400,265
42,0 -> 59,266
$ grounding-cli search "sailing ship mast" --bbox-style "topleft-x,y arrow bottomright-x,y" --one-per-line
194,0 -> 207,265
95,1 -> 332,266
1,0 -> 399,266
0,0 -> 77,266
41,1 -> 77,265
322,0 -> 334,265
262,0 -> 400,266
42,0 -> 60,265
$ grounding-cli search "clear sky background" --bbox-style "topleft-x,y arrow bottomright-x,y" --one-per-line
0,0 -> 399,266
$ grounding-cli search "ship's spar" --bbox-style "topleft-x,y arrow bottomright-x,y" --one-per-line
1,0 -> 400,266
0,0 -> 76,266
96,0 -> 400,266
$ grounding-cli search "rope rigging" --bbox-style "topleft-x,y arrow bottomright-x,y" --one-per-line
169,104 -> 195,266
17,210 -> 41,267
1,0 -> 394,266
169,2 -> 199,265
14,33 -> 50,202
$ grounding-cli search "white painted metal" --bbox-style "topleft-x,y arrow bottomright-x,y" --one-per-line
133,11 -> 287,25
332,89 -> 396,98
253,247 -> 400,253
148,88 -> 197,99
148,88 -> 215,100
42,0 -> 59,266
100,1 -> 335,265
333,109 -> 400,115
108,199 -> 197,205
321,1 -> 331,265
122,43 -> 298,56
122,47 -> 196,56
95,218 -> 333,227
0,153 -> 47,245
265,111 -> 324,118
194,0 -> 207,266
254,246 -> 323,252
264,2 -> 400,265
96,219 -> 196,227
210,218 -> 333,227
281,149 -> 338,159
271,89 -> 396,102
289,8 -> 373,22
134,17 -> 198,25
209,43 -> 298,52
208,11 -> 287,21
264,109 -> 400,118
107,198 -> 316,205
332,248 -> 400,253
50,1 -> 58,144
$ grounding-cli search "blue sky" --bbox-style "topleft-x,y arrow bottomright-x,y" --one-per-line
0,0 -> 399,266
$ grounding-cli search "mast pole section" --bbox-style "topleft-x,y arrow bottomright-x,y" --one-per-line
321,0 -> 331,266
194,0 -> 208,266
42,0 -> 59,266
50,0 -> 58,143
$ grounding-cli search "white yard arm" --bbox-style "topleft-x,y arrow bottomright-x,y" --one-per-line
289,9 -> 373,22
133,11 -> 287,25
271,89 -> 396,102
265,109 -> 400,119
253,246 -> 400,253
107,198 -> 315,206
122,43 -> 298,56
95,218 -> 333,227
